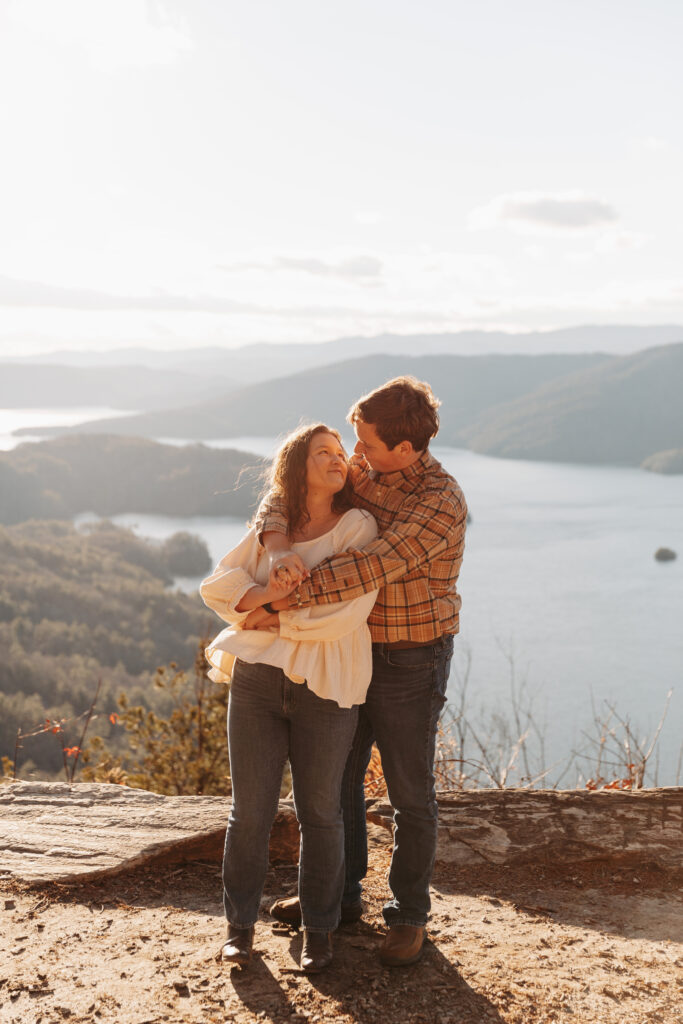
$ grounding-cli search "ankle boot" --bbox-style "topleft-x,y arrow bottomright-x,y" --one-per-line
221,924 -> 254,966
300,930 -> 333,972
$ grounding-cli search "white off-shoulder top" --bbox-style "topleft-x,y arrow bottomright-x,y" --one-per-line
199,508 -> 378,708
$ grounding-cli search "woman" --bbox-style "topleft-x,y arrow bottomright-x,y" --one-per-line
200,424 -> 377,972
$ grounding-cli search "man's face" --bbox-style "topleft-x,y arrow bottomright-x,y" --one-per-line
353,420 -> 404,474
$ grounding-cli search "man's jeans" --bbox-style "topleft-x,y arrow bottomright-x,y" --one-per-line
341,635 -> 453,926
224,659 -> 358,933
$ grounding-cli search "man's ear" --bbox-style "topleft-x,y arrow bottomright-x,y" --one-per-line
396,440 -> 415,457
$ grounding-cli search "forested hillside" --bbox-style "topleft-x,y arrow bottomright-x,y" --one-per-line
0,435 -> 263,524
0,520 -> 216,776
461,343 -> 683,465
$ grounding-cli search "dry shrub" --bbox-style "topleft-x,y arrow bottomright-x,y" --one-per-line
364,744 -> 387,797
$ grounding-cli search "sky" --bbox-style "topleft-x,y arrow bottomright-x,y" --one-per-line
1,0 -> 682,356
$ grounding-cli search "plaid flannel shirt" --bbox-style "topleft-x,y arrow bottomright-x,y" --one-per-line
254,449 -> 467,644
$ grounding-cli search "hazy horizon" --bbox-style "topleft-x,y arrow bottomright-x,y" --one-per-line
2,322 -> 683,363
1,1 -> 682,358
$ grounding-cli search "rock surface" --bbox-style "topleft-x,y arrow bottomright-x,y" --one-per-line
371,788 -> 683,870
0,781 -> 299,884
3,783 -> 682,888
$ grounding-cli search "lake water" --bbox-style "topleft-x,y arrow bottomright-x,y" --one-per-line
0,407 -> 134,450
4,410 -> 683,785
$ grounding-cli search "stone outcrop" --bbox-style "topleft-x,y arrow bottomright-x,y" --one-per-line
0,781 -> 299,884
369,788 -> 683,870
2,782 -> 681,886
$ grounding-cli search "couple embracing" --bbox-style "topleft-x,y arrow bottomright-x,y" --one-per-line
200,375 -> 467,972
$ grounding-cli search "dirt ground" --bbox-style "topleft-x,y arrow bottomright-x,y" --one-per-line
1,825 -> 681,1024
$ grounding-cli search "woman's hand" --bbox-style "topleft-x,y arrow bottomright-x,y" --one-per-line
243,607 -> 280,631
268,550 -> 309,589
262,573 -> 298,604
234,575 -> 297,613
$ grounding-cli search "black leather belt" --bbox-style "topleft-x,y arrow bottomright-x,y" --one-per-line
376,638 -> 439,650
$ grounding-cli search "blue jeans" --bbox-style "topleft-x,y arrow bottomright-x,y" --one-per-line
223,659 -> 358,933
341,635 -> 453,926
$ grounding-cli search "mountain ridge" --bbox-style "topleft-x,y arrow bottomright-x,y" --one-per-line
14,351 -> 611,445
4,324 -> 682,383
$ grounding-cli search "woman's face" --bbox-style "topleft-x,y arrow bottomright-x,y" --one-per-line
305,432 -> 348,495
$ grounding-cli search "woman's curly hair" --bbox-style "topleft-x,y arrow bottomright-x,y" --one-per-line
269,423 -> 355,534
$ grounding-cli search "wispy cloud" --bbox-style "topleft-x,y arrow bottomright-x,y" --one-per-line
353,211 -> 382,226
7,0 -> 192,69
0,273 -> 400,317
0,275 -> 248,312
220,254 -> 384,285
469,191 -> 618,233
594,230 -> 649,254
632,136 -> 671,153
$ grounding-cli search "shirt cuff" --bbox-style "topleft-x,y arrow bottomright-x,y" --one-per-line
277,610 -> 300,639
287,581 -> 311,609
227,580 -> 258,620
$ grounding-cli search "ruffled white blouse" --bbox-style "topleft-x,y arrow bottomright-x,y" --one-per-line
200,508 -> 378,708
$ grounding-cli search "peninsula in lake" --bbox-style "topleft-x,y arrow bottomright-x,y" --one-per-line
0,435 -> 263,525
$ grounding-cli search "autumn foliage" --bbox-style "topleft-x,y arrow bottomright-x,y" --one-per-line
81,643 -> 230,796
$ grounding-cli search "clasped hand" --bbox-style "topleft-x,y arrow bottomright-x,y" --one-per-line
267,550 -> 309,589
240,550 -> 308,631
241,573 -> 298,631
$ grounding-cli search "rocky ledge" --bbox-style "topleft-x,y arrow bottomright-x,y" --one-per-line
1,782 -> 681,887
0,781 -> 298,884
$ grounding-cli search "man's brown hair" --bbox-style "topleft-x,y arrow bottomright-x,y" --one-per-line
347,375 -> 441,452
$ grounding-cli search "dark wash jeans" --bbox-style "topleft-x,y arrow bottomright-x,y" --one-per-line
341,635 -> 453,926
223,659 -> 358,933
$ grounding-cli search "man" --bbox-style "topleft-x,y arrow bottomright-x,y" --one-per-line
256,375 -> 467,967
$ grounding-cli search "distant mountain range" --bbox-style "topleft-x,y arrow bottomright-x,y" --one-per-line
11,345 -> 683,471
14,351 -> 608,443
0,363 -> 235,409
5,323 -> 683,384
3,328 -> 683,472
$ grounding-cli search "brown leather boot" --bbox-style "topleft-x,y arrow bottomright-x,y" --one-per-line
379,925 -> 425,967
300,931 -> 333,972
269,895 -> 302,927
221,924 -> 254,967
269,896 -> 363,928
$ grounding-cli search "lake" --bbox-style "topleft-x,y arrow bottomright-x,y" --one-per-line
85,436 -> 683,788
4,410 -> 682,785
0,407 -> 135,450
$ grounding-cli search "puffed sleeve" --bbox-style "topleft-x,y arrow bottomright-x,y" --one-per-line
278,510 -> 378,642
199,528 -> 263,627
253,492 -> 289,543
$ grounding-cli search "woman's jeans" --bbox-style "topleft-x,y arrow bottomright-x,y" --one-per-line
224,659 -> 358,933
341,635 -> 453,927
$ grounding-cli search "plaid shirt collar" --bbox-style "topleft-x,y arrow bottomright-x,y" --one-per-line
368,448 -> 434,490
